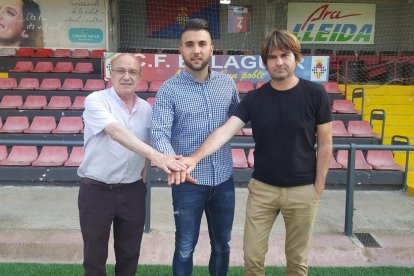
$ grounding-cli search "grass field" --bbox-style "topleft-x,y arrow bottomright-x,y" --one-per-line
1,263 -> 414,276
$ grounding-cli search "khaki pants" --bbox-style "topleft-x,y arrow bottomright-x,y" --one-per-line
243,179 -> 320,276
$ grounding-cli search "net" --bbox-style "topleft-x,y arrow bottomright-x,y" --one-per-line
115,0 -> 414,85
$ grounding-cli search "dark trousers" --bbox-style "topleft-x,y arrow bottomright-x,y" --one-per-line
78,178 -> 147,276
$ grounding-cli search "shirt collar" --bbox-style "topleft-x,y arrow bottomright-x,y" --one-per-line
182,67 -> 215,83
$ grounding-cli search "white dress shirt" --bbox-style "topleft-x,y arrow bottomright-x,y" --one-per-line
78,87 -> 152,184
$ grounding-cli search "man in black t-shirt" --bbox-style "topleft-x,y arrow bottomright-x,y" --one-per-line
182,29 -> 332,276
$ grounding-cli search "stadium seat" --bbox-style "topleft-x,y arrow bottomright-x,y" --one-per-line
72,62 -> 94,73
35,48 -> 54,57
369,109 -> 386,143
60,78 -> 84,90
366,150 -> 403,171
64,147 -> 84,167
53,48 -> 71,58
247,149 -> 254,168
357,51 -> 380,67
53,61 -> 74,73
235,130 -> 243,136
231,148 -> 248,168
148,80 -> 164,93
255,82 -> 266,89
321,82 -> 343,94
332,120 -> 352,137
44,96 -> 72,110
146,97 -> 155,106
0,116 -> 2,128
0,145 -> 7,161
0,116 -> 29,133
236,81 -> 254,94
71,49 -> 90,58
82,79 -> 105,91
0,78 -> 17,89
9,61 -> 34,72
347,121 -> 378,138
52,117 -> 83,133
15,78 -> 39,90
242,128 -> 252,136
332,100 -> 357,114
70,96 -> 86,110
32,61 -> 54,72
18,95 -> 47,109
36,78 -> 62,90
24,116 -> 57,133
136,80 -> 148,92
32,146 -> 69,167
0,95 -> 23,109
336,150 -> 373,170
329,155 -> 342,169
0,48 -> 16,56
90,49 -> 106,58
15,48 -> 35,57
0,145 -> 38,166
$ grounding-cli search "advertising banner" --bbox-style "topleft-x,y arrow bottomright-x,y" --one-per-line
287,3 -> 376,44
0,0 -> 106,49
104,53 -> 329,83
227,5 -> 252,33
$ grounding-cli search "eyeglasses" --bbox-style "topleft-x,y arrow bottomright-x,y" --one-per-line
111,68 -> 141,77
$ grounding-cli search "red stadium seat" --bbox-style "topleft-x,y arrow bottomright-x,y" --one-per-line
0,146 -> 38,166
44,96 -> 72,110
235,130 -> 243,136
247,149 -> 254,168
18,95 -> 47,109
53,61 -> 74,73
35,48 -> 54,57
32,146 -> 69,167
0,145 -> 7,161
242,128 -> 252,136
148,80 -> 164,93
136,80 -> 148,92
90,49 -> 106,58
33,61 -> 54,73
329,155 -> 342,169
332,100 -> 357,114
52,117 -> 83,134
0,78 -> 17,89
16,48 -> 35,57
53,48 -> 71,58
71,49 -> 90,58
366,150 -> 403,171
36,78 -> 62,90
0,116 -> 29,133
321,82 -> 343,94
72,62 -> 94,73
24,116 -> 57,133
0,116 -> 2,128
64,147 -> 84,167
15,78 -> 39,90
231,148 -> 248,168
347,121 -> 378,138
255,82 -> 266,89
70,96 -> 86,110
336,150 -> 373,170
0,95 -> 23,109
60,79 -> 84,90
332,120 -> 352,137
236,81 -> 254,94
9,61 -> 34,72
82,79 -> 105,91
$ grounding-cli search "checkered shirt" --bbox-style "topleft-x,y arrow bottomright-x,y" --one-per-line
151,68 -> 239,186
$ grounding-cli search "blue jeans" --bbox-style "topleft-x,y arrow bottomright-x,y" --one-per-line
172,177 -> 235,276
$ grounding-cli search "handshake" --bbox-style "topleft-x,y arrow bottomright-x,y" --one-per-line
152,152 -> 199,185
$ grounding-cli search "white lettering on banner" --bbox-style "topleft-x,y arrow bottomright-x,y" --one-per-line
211,56 -> 223,69
224,56 -> 240,69
155,55 -> 167,67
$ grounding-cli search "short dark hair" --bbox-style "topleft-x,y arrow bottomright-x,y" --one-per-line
260,29 -> 302,67
181,18 -> 211,38
21,0 -> 44,48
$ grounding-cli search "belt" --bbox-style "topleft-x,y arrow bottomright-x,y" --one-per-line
81,177 -> 143,189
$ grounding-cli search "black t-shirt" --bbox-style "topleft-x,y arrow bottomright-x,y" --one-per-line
234,78 -> 332,187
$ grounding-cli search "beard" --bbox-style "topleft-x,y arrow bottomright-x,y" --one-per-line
183,56 -> 210,72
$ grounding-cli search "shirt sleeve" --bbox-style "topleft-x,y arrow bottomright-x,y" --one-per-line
150,83 -> 177,156
233,92 -> 251,123
316,87 -> 333,125
228,77 -> 240,117
83,93 -> 117,135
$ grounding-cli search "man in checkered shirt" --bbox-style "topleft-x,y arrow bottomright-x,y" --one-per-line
151,19 -> 239,276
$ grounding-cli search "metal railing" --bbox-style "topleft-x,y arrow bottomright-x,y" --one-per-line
0,139 -> 412,236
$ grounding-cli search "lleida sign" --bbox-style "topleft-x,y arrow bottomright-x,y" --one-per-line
287,3 -> 375,44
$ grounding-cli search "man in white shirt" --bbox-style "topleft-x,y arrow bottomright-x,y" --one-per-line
78,53 -> 186,276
